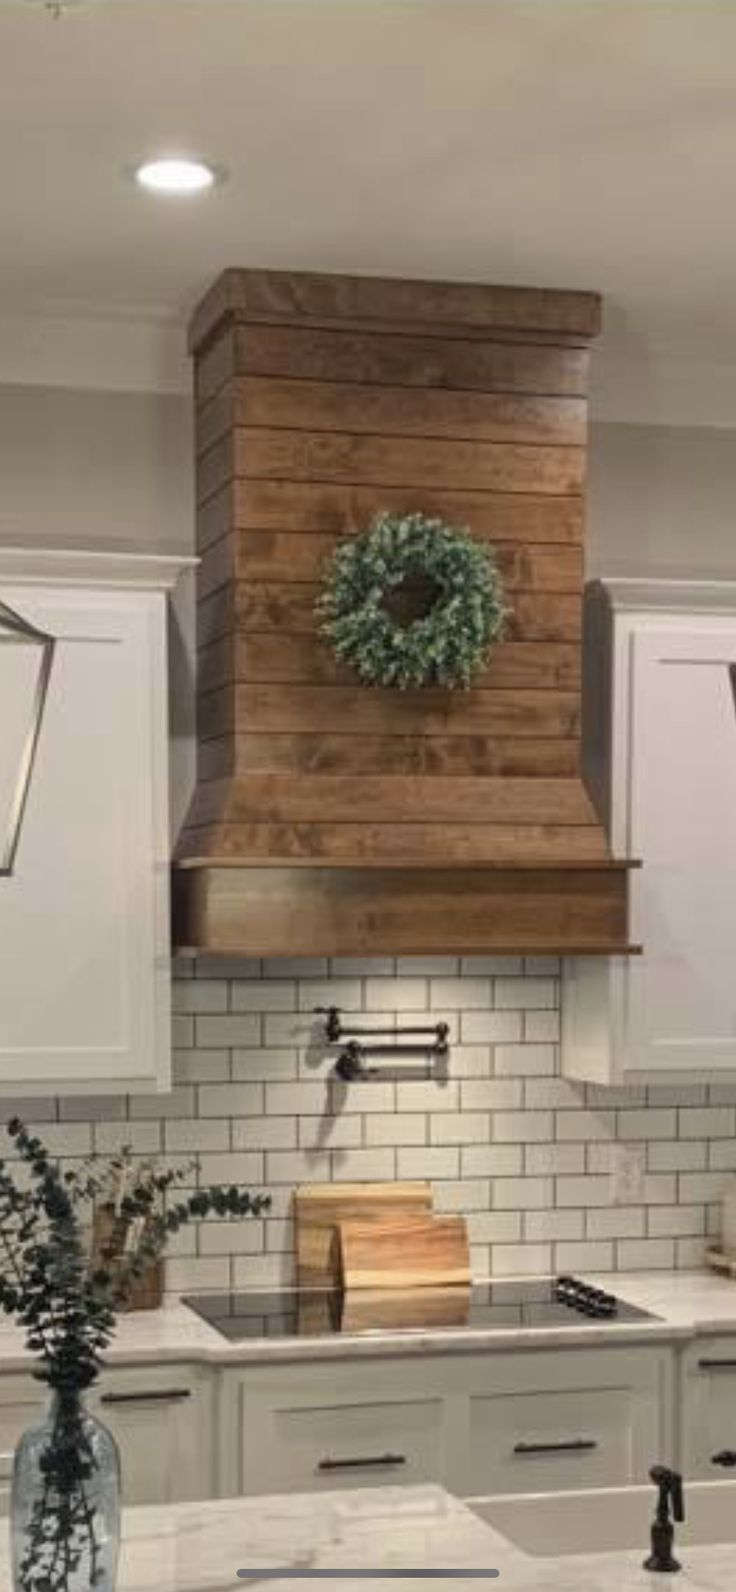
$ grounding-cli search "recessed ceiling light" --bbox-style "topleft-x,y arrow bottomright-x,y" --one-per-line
134,158 -> 221,197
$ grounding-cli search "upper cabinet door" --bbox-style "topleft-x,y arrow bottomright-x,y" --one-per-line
625,623 -> 736,1072
563,583 -> 736,1085
0,556 -> 185,1094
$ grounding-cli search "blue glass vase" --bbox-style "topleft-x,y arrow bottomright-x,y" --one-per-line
11,1387 -> 120,1592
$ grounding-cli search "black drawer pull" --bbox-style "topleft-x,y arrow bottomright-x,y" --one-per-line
317,1453 -> 407,1472
698,1359 -> 736,1370
712,1450 -> 736,1467
514,1439 -> 598,1456
100,1389 -> 192,1406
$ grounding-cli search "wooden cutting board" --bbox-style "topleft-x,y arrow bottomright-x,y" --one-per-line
334,1213 -> 470,1291
294,1182 -> 432,1288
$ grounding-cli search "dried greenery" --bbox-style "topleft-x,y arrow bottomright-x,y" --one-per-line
0,1119 -> 268,1592
317,510 -> 507,690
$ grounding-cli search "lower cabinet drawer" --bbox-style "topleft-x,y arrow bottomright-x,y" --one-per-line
466,1387 -> 639,1494
240,1395 -> 445,1494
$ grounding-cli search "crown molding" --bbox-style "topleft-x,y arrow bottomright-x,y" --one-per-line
0,547 -> 197,591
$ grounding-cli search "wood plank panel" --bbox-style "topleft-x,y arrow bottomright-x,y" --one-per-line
217,582 -> 582,641
179,820 -> 607,865
199,377 -> 586,453
197,634 -> 581,693
198,683 -> 580,740
172,864 -> 629,958
225,480 -> 585,542
189,774 -> 599,827
229,428 -> 586,496
221,530 -> 582,590
189,269 -> 602,352
229,324 -> 591,396
199,733 -> 581,782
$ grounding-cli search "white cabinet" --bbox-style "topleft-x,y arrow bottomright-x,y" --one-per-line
680,1337 -> 736,1478
563,579 -> 736,1084
0,549 -> 190,1094
218,1344 -> 673,1499
0,1363 -> 213,1514
91,1364 -> 214,1505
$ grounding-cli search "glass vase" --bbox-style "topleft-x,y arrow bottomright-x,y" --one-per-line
11,1387 -> 120,1592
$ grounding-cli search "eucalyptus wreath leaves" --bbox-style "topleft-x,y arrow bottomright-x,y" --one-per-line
316,510 -> 507,690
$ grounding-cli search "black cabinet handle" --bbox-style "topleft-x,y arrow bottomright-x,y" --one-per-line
712,1450 -> 736,1467
513,1439 -> 598,1456
100,1388 -> 192,1406
317,1453 -> 407,1472
698,1359 -> 736,1370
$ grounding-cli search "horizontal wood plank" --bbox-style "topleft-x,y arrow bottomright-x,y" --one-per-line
197,633 -> 581,693
217,530 -> 582,590
173,864 -> 628,959
179,820 -> 608,864
227,428 -> 586,497
198,683 -> 580,740
201,479 -> 584,545
189,269 -> 602,353
199,582 -> 582,642
228,324 -> 591,396
198,377 -> 587,455
188,773 -> 598,827
199,733 -> 581,782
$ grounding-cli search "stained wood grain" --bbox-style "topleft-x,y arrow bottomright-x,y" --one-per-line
197,634 -> 581,692
197,377 -> 587,455
203,479 -> 584,543
228,428 -> 585,496
200,583 -> 581,641
199,530 -> 583,590
226,324 -> 591,396
187,773 -> 600,827
189,268 -> 602,353
178,821 -> 607,865
198,682 -> 580,741
178,266 -> 626,955
199,733 -> 581,782
172,863 -> 630,957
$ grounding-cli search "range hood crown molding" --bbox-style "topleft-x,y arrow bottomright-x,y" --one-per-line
174,266 -> 632,957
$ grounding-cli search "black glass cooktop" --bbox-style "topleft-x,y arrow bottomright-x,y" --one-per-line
183,1275 -> 658,1341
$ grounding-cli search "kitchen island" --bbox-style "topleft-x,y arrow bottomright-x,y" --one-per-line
0,1485 -> 733,1592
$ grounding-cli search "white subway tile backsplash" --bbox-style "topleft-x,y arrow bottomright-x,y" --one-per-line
460,1145 -> 523,1177
494,1044 -> 556,1078
199,1083 -> 264,1118
556,1240 -> 615,1273
460,1011 -> 523,1043
396,1146 -> 459,1179
493,1177 -> 553,1210
460,1080 -> 523,1111
495,978 -> 557,1010
20,960 -> 734,1296
196,1015 -> 261,1048
430,1113 -> 489,1145
617,1238 -> 676,1270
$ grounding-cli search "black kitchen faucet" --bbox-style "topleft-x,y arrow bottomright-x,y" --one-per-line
644,1465 -> 685,1574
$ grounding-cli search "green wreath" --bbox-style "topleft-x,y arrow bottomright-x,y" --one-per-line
316,510 -> 506,690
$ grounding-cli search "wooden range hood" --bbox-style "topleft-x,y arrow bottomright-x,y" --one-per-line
173,268 -> 633,956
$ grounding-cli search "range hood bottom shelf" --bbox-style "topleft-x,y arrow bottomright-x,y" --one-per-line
172,862 -> 634,957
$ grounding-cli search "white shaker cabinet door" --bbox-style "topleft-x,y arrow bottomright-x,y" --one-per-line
624,625 -> 736,1072
0,567 -> 177,1093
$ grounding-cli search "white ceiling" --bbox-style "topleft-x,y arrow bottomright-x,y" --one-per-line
3,1 -> 736,417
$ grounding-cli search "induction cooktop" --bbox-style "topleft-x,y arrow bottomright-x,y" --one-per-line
183,1275 -> 659,1341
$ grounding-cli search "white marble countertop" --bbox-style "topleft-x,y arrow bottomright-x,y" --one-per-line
1,1484 -> 733,1592
0,1271 -> 735,1371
